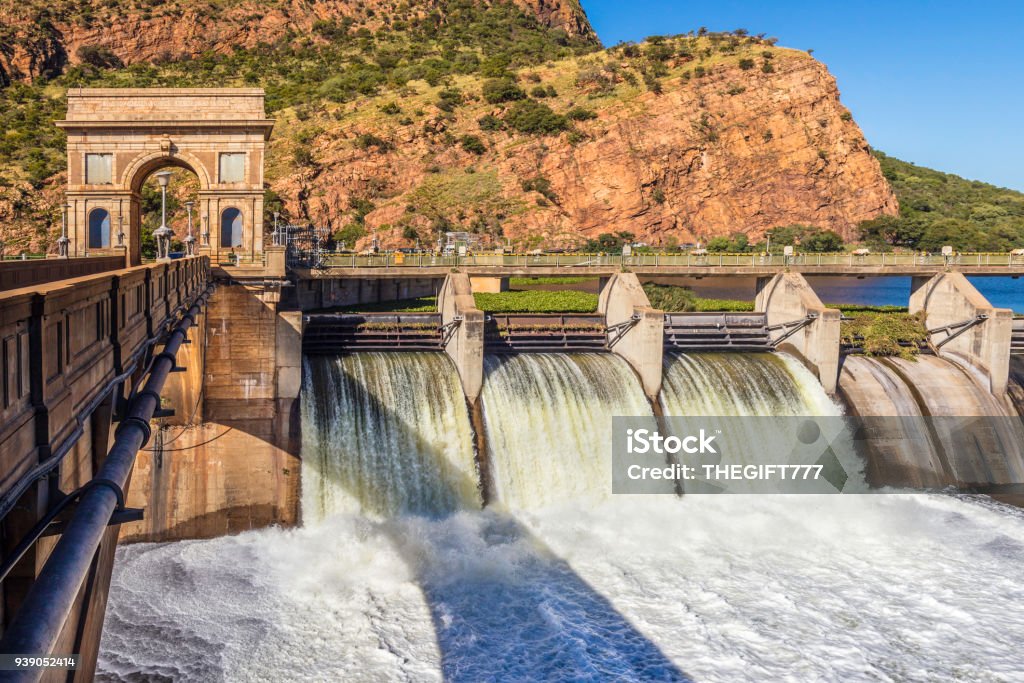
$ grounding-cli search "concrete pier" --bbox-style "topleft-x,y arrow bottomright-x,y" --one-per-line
598,273 -> 665,401
755,273 -> 841,393
438,273 -> 485,404
910,272 -> 1013,396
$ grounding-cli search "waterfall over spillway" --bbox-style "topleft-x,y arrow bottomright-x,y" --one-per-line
302,352 -> 480,518
659,352 -> 862,493
479,353 -> 653,509
660,352 -> 841,417
97,351 -> 1024,681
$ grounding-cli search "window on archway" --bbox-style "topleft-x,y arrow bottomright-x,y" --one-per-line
88,209 -> 111,249
219,153 -> 245,183
86,154 -> 113,184
221,208 -> 243,248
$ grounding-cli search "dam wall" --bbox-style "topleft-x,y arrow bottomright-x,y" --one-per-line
0,257 -> 209,680
120,282 -> 302,542
838,355 -> 1024,489
597,273 -> 665,401
754,272 -> 842,393
290,273 -> 445,311
910,272 -> 1013,395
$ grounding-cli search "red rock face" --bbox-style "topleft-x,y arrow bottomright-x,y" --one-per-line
269,51 -> 897,249
0,0 -> 596,82
0,2 -> 897,251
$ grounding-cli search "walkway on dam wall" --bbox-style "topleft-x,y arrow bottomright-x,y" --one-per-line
0,256 -> 209,679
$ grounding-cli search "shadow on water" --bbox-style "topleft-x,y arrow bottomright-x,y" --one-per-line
306,353 -> 692,682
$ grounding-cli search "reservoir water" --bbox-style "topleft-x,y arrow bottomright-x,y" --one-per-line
646,275 -> 1022,311
95,352 -> 1024,681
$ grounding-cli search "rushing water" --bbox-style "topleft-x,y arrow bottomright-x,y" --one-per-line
479,353 -> 653,509
97,351 -> 1024,681
301,353 -> 480,518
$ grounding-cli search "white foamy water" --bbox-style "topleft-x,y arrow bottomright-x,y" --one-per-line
479,353 -> 654,509
302,353 -> 480,518
97,496 -> 1024,681
97,352 -> 1024,681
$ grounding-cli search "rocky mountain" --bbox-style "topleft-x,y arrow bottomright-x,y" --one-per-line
0,0 -> 898,253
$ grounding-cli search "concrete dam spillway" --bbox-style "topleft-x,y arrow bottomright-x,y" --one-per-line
96,348 -> 1024,680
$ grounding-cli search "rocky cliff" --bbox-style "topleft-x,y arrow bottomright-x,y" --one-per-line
0,1 -> 897,253
0,0 -> 594,83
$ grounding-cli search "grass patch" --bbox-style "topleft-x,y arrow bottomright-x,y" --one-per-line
474,290 -> 598,313
642,284 -> 753,312
840,311 -> 927,359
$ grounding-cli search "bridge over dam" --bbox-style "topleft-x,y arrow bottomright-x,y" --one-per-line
0,86 -> 1022,678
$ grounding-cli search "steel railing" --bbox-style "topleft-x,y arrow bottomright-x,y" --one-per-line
0,287 -> 212,676
310,251 -> 1024,269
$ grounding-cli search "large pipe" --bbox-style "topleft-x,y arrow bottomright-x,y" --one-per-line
0,286 -> 211,677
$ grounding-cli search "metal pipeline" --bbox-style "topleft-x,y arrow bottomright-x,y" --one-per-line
0,286 -> 212,676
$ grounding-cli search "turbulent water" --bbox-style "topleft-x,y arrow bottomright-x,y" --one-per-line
660,352 -> 840,417
97,351 -> 1024,682
301,353 -> 480,518
479,353 -> 653,509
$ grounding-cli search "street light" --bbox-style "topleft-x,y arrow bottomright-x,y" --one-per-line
152,171 -> 173,260
58,203 -> 71,258
116,213 -> 125,247
272,211 -> 280,246
183,200 -> 196,256
201,213 -> 210,245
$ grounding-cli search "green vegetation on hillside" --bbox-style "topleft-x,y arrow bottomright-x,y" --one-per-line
861,152 -> 1024,252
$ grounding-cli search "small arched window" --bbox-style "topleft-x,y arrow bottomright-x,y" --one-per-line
88,209 -> 111,249
220,208 -> 243,248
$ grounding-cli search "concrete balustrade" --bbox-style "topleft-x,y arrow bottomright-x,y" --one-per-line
0,256 -> 208,672
755,273 -> 842,393
910,272 -> 1013,395
598,273 -> 665,401
438,273 -> 485,405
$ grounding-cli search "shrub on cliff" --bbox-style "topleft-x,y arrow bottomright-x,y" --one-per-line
503,100 -> 569,135
483,78 -> 526,104
77,46 -> 123,69
460,135 -> 486,155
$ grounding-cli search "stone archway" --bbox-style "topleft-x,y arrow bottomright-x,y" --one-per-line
58,88 -> 274,265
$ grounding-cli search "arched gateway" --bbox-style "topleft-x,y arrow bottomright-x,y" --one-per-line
58,88 -> 275,265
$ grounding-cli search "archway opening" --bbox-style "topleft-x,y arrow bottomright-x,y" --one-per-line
137,166 -> 200,260
221,208 -> 244,250
88,209 -> 111,249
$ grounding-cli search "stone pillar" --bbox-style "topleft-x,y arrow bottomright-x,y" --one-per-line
910,272 -> 1013,395
438,273 -> 485,404
265,245 -> 286,278
755,272 -> 841,394
598,272 -> 664,401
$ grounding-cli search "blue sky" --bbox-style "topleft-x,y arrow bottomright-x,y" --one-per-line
582,1 -> 1024,191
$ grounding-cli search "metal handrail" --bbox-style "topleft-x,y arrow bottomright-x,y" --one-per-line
308,251 -> 1024,270
0,286 -> 212,673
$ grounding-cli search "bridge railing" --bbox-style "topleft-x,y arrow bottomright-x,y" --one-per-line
315,251 -> 1022,269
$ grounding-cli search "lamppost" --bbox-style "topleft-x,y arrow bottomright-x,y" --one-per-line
272,211 -> 280,246
201,213 -> 210,246
116,213 -> 125,247
183,201 -> 196,256
152,171 -> 173,260
58,203 -> 71,258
